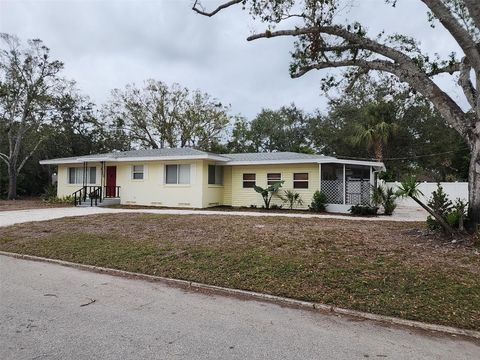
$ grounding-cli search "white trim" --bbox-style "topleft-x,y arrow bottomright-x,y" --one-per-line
40,154 -> 228,165
40,154 -> 384,170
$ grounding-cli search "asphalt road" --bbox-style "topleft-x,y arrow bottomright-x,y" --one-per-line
0,255 -> 478,360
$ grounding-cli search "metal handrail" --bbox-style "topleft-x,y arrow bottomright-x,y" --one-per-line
104,186 -> 120,198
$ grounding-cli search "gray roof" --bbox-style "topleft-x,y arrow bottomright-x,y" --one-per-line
222,152 -> 335,162
40,148 -> 384,169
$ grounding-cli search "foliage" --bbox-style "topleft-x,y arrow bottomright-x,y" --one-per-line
0,34 -> 65,199
350,101 -> 399,162
253,181 -> 284,209
428,184 -> 453,218
373,185 -> 397,215
349,204 -> 379,216
270,204 -> 283,210
426,185 -> 468,232
279,189 -> 304,209
227,104 -> 312,153
309,190 -> 327,212
192,0 -> 480,227
102,79 -> 231,151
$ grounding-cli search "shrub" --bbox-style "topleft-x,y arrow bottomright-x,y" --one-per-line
309,190 -> 327,212
349,204 -> 378,216
253,181 -> 284,209
270,204 -> 283,210
425,184 -> 468,233
372,185 -> 397,215
279,190 -> 303,209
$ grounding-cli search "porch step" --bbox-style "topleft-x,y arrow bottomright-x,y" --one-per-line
77,197 -> 121,207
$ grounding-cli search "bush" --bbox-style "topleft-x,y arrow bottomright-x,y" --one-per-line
426,184 -> 468,233
42,195 -> 74,204
309,190 -> 327,212
270,204 -> 283,210
349,204 -> 378,216
279,190 -> 303,209
372,185 -> 397,215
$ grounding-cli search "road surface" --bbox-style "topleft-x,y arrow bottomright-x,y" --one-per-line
0,255 -> 478,359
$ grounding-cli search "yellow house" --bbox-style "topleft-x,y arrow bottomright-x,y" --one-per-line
40,148 -> 385,213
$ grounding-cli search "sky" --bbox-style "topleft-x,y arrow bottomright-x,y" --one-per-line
0,0 -> 465,119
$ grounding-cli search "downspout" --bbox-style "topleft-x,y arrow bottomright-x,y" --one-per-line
343,164 -> 346,205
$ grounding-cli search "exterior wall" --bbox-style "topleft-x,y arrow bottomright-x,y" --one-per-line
57,163 -> 102,198
57,160 -> 206,208
384,181 -> 468,208
223,166 -> 232,206
230,164 -> 320,209
201,161 -> 225,208
116,160 -> 204,208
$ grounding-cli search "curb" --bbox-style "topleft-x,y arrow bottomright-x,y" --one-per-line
1,250 -> 479,340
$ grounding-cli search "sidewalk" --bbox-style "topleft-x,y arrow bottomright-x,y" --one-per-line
0,205 -> 427,227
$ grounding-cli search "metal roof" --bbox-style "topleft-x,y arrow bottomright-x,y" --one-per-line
39,149 -> 384,169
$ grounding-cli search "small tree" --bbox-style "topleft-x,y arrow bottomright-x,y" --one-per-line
396,177 -> 455,236
253,181 -> 284,209
279,190 -> 304,209
309,190 -> 327,212
373,185 -> 397,216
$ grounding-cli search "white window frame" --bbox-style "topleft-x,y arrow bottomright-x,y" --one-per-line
132,165 -> 145,180
242,173 -> 256,188
293,172 -> 309,189
165,164 -> 191,185
267,173 -> 282,186
68,167 -> 96,185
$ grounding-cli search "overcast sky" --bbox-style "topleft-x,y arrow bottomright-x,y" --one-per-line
0,0 -> 464,119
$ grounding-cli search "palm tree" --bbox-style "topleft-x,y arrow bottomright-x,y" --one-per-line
396,176 -> 455,236
351,101 -> 399,162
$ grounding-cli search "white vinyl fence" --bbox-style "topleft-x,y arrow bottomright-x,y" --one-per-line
383,181 -> 468,208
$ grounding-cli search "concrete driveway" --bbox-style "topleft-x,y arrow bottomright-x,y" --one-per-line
0,205 -> 427,228
0,256 -> 478,360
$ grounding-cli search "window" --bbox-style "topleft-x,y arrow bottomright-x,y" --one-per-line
293,173 -> 309,189
267,173 -> 281,185
208,165 -> 224,185
243,173 -> 256,188
132,165 -> 144,180
68,167 -> 96,184
166,164 -> 191,184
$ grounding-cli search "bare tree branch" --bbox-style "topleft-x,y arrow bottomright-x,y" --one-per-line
192,0 -> 242,17
458,57 -> 477,108
421,0 -> 480,70
16,137 -> 45,175
427,62 -> 461,76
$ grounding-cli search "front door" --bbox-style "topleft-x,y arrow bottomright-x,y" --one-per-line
106,166 -> 117,197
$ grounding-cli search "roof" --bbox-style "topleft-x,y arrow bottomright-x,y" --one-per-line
39,148 -> 228,165
39,148 -> 385,169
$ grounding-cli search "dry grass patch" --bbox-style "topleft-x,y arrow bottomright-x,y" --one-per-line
0,197 -> 72,211
0,213 -> 479,330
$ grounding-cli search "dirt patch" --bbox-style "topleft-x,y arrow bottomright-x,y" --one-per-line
0,197 -> 72,211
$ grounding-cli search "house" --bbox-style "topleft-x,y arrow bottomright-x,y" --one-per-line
39,148 -> 385,213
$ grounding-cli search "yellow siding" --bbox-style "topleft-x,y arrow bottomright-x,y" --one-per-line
201,161 -> 225,207
116,160 -> 204,208
56,161 -> 320,209
230,164 -> 320,209
222,166 -> 232,206
57,163 -> 102,198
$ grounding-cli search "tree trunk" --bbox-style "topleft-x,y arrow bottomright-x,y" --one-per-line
411,195 -> 456,236
468,144 -> 480,230
7,169 -> 17,200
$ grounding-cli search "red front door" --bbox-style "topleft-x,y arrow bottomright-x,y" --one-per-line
106,166 -> 117,197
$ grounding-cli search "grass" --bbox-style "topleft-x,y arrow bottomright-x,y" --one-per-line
0,197 -> 72,211
0,213 -> 479,330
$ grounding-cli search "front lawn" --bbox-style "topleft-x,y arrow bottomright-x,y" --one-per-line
0,197 -> 72,211
0,214 -> 479,330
